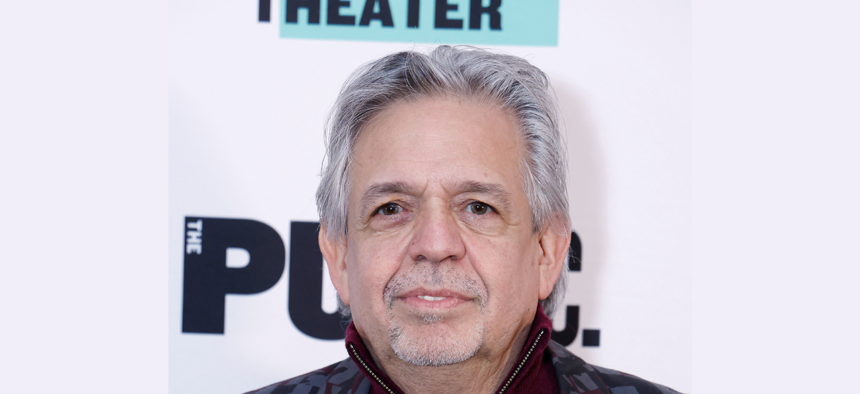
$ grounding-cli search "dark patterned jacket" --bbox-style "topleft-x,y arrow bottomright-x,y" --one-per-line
245,339 -> 680,394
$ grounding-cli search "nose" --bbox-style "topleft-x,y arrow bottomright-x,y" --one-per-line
407,204 -> 466,264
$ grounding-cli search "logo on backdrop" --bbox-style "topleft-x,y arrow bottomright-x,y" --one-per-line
182,216 -> 600,347
257,0 -> 559,46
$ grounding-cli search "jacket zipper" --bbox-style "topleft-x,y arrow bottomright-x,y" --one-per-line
497,329 -> 545,394
349,343 -> 397,394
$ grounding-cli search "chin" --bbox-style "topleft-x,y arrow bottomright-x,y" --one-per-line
388,315 -> 484,367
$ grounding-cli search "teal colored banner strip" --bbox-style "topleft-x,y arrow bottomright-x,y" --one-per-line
279,0 -> 558,47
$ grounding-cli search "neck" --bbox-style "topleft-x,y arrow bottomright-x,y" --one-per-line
366,323 -> 531,394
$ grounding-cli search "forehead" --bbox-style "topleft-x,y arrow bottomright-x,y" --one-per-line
351,96 -> 524,188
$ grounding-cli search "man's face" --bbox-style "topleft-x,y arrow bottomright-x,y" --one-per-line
324,96 -> 555,366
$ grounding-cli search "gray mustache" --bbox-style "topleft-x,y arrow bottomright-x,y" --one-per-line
383,265 -> 488,310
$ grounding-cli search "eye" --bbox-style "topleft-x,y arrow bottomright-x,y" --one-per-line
466,201 -> 493,215
376,203 -> 402,216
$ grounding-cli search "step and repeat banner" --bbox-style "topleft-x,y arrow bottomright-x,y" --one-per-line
170,1 -> 691,392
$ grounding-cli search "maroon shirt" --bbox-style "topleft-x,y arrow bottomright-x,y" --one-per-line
344,305 -> 560,394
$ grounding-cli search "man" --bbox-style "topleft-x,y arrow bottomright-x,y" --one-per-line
248,46 -> 679,394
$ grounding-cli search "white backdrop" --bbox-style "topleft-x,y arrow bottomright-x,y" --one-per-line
6,1 -> 860,393
169,1 -> 691,393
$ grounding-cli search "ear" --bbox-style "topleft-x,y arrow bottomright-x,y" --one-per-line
537,226 -> 571,301
319,224 -> 350,306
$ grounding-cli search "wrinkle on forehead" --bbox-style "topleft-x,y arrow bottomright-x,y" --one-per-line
356,95 -> 521,155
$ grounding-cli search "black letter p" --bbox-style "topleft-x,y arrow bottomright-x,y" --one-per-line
182,217 -> 286,334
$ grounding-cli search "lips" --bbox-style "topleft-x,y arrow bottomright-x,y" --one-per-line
398,288 -> 472,310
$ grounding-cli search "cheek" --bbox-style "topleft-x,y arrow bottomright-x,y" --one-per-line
470,236 -> 541,308
346,233 -> 410,313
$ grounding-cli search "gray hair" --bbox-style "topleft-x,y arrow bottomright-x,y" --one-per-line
316,46 -> 570,318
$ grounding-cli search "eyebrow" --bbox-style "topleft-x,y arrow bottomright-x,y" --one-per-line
358,182 -> 412,218
455,181 -> 514,213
